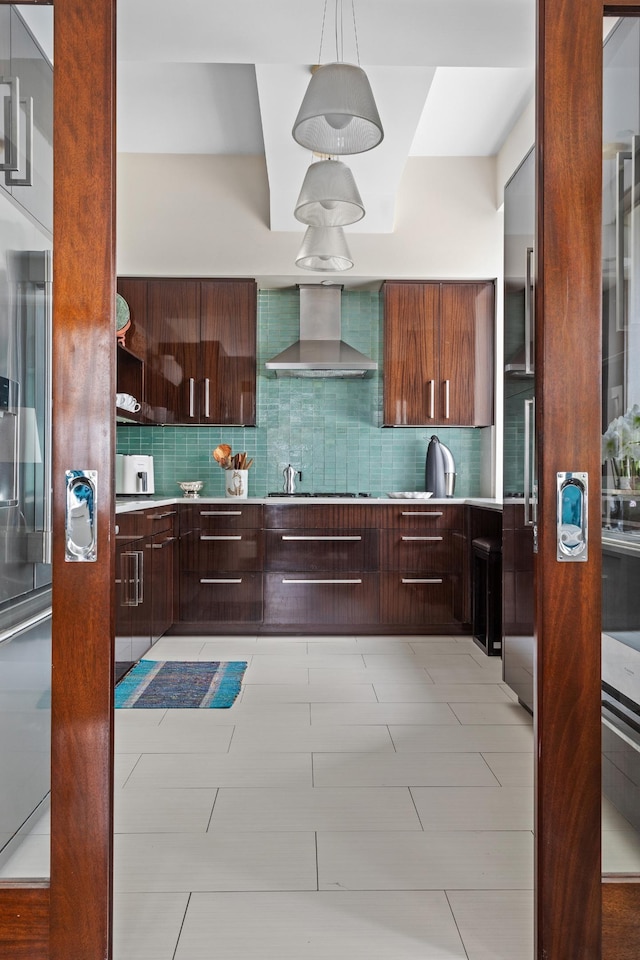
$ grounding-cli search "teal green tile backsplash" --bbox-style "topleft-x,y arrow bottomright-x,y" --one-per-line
117,289 -> 487,497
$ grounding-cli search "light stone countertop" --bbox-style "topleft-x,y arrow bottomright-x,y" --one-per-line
116,495 -> 503,514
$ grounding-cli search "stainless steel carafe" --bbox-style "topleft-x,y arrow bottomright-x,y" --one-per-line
425,436 -> 456,498
283,464 -> 302,494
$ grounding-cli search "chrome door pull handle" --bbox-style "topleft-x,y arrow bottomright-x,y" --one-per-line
0,75 -> 20,172
200,578 -> 243,584
281,535 -> 362,541
401,511 -> 443,517
557,472 -> 588,562
401,578 -> 443,584
200,535 -> 242,541
281,578 -> 362,584
5,95 -> 33,187
401,536 -> 443,541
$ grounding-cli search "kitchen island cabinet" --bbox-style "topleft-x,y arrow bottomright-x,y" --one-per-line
383,280 -> 495,427
116,277 -> 257,426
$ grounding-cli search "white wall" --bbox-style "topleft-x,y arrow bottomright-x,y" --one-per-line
116,153 -> 503,285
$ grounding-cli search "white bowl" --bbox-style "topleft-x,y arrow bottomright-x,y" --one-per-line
387,492 -> 434,499
177,480 -> 204,498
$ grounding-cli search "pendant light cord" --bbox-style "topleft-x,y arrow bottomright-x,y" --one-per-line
317,0 -> 360,65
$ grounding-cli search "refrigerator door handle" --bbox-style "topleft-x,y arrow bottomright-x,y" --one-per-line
0,75 -> 20,172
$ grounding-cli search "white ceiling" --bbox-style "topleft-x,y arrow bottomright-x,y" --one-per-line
19,1 -> 536,232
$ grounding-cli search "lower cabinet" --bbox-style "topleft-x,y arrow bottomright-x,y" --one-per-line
179,504 -> 263,624
115,507 -> 177,668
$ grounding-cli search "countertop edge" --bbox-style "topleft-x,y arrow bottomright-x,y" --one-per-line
116,496 -> 503,514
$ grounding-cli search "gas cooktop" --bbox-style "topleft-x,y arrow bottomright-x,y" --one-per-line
267,492 -> 372,498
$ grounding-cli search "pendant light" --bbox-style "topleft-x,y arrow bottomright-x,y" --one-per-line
295,225 -> 354,272
292,1 -> 383,156
294,158 -> 365,226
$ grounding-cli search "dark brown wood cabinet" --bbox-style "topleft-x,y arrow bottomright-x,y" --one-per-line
383,280 -> 495,427
378,503 -> 463,627
116,277 -> 257,425
179,504 -> 263,624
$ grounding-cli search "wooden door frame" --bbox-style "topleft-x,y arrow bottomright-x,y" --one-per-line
1,1 -> 639,958
0,1 -> 116,959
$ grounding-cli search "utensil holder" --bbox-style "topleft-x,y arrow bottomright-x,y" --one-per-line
225,469 -> 248,499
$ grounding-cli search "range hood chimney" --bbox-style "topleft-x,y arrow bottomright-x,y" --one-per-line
264,284 -> 377,379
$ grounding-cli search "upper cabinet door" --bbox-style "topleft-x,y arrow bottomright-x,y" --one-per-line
200,279 -> 257,425
6,8 -> 53,234
146,280 -> 200,423
383,280 -> 494,427
440,282 -> 494,427
383,281 -> 438,426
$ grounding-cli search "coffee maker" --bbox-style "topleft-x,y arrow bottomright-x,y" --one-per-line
425,436 -> 456,498
116,454 -> 155,495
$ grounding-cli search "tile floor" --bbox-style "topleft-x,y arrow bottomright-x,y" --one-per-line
3,632 -> 640,958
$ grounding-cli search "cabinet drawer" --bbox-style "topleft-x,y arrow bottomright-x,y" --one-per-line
180,572 -> 262,622
379,505 -> 463,529
198,504 -> 263,529
380,530 -> 454,572
380,572 -> 456,625
181,529 -> 263,573
145,508 -> 177,535
265,529 -> 377,572
263,573 -> 378,625
264,505 -> 383,529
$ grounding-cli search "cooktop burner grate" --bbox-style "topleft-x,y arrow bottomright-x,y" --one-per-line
267,492 -> 372,498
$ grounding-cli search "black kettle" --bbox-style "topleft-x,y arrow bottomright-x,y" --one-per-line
425,435 -> 456,497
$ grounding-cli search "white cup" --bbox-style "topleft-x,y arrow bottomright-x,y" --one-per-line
116,393 -> 141,412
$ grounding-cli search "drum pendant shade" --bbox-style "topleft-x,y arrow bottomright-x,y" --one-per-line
295,225 -> 354,272
294,159 -> 365,226
292,63 -> 383,155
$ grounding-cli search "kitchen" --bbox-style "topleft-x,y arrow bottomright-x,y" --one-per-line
0,1 -> 636,960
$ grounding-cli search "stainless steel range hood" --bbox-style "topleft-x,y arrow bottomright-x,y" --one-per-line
265,284 -> 377,379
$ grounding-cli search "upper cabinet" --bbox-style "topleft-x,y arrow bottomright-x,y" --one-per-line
116,277 -> 257,426
382,280 -> 495,427
0,8 -> 53,234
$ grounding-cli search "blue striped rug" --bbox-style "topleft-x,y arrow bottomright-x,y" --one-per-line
115,660 -> 247,709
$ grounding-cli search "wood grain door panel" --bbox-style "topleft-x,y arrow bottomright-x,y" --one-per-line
380,529 -> 455,573
380,572 -> 456,625
264,529 -> 378,572
180,572 -> 263,622
200,280 -> 257,425
146,280 -> 200,422
263,572 -> 379,625
383,281 -> 438,425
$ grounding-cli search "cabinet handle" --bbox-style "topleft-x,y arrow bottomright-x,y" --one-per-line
0,75 -> 19,172
443,379 -> 450,419
189,378 -> 195,418
401,511 -> 444,517
149,511 -> 177,520
524,245 -> 535,372
120,551 -> 139,607
136,550 -> 144,603
281,535 -> 362,541
204,378 -> 210,419
201,510 -> 242,516
428,379 -> 434,419
401,578 -> 443,584
201,577 -> 243,584
5,95 -> 33,187
200,535 -> 242,541
401,536 -> 443,541
152,536 -> 177,548
281,578 -> 362,584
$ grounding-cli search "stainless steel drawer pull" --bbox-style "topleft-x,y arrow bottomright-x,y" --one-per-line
152,536 -> 177,548
149,511 -> 177,520
401,511 -> 444,517
200,535 -> 242,541
200,578 -> 243,584
204,378 -> 210,419
281,578 -> 362,585
401,536 -> 443,541
401,578 -> 443,584
189,377 -> 195,418
281,535 -> 362,541
201,510 -> 243,516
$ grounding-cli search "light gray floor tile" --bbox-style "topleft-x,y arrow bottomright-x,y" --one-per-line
482,752 -> 534,786
147,702 -> 310,725
115,709 -> 167,727
0,834 -> 49,878
411,786 -> 534,831
317,830 -> 534,890
241,682 -> 377,703
114,831 -> 317,892
373,682 -> 512,703
602,810 -> 640,873
447,890 -> 533,960
142,639 -> 206,660
114,720 -> 234,754
313,752 -> 500,788
199,639 -> 307,659
243,663 -> 310,683
309,665 -> 433,684
209,786 -> 422,832
306,639 -> 362,654
389,724 -> 534,753
410,640 -> 478,656
115,753 -> 143,789
449,702 -> 533,725
249,654 -> 367,669
500,683 -> 519,702
175,890 -> 467,960
352,639 -> 420,654
310,702 -> 460,725
113,892 -> 189,960
114,787 -> 217,833
229,722 -> 395,754
126,751 -> 312,789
